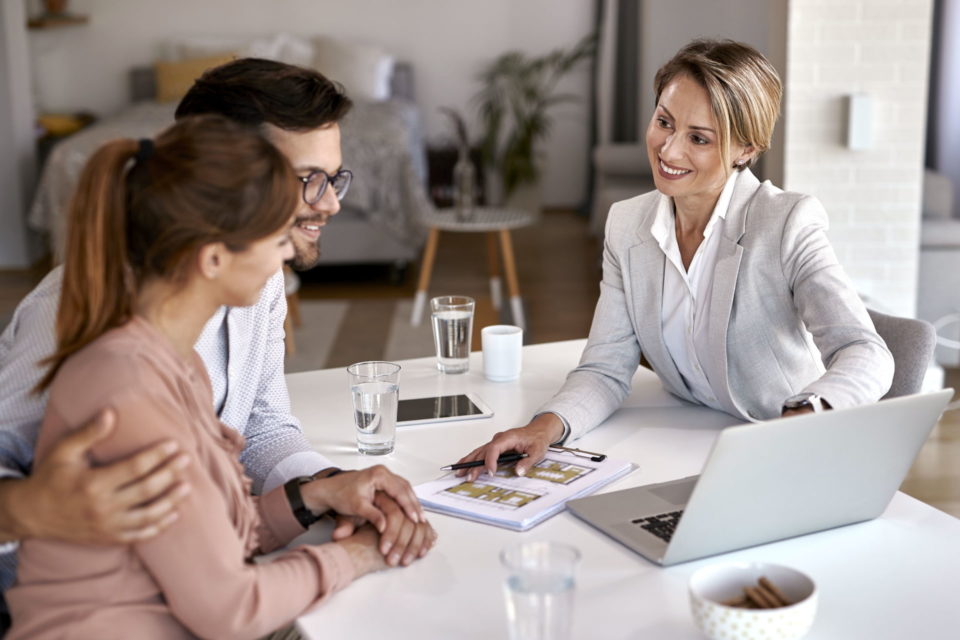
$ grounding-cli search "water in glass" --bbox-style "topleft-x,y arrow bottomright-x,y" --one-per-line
350,381 -> 398,455
431,309 -> 473,373
504,573 -> 574,640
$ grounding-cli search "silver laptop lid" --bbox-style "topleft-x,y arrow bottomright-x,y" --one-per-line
661,389 -> 953,565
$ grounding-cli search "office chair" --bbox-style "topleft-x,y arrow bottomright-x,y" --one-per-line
867,308 -> 937,399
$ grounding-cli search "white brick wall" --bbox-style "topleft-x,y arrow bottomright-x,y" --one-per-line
780,0 -> 933,316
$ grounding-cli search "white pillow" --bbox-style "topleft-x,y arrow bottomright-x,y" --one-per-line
312,36 -> 395,102
245,33 -> 315,67
166,33 -> 315,68
163,36 -> 250,62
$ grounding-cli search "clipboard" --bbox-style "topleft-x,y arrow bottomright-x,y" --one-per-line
414,446 -> 636,531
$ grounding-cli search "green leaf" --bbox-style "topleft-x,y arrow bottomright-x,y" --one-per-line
471,31 -> 597,192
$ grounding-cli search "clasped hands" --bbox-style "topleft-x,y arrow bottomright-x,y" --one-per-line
3,408 -> 435,577
298,466 -> 437,570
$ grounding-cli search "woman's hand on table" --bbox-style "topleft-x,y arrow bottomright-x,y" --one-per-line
335,524 -> 390,577
331,493 -> 437,567
455,413 -> 565,481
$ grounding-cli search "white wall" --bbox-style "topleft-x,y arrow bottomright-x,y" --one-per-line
640,0 -> 772,155
0,0 -> 36,268
26,0 -> 593,208
781,0 -> 933,317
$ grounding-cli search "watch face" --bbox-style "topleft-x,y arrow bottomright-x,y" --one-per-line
785,393 -> 818,409
785,393 -> 824,414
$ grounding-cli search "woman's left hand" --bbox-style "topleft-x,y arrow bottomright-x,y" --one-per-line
330,493 -> 437,567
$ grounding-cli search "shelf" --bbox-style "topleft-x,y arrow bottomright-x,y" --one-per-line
27,13 -> 89,29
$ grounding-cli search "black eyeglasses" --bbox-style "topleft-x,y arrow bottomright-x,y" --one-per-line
297,168 -> 353,205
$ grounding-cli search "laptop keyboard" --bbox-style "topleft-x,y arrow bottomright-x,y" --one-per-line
631,510 -> 684,542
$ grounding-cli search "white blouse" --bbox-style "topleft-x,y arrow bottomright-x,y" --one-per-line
652,171 -> 738,411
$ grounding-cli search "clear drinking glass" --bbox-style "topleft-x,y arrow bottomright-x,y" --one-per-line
430,295 -> 475,373
346,361 -> 400,455
500,541 -> 581,640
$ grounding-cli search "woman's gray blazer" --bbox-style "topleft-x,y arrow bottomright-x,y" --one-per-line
541,169 -> 894,441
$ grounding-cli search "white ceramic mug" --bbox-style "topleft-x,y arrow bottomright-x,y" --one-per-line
482,324 -> 523,382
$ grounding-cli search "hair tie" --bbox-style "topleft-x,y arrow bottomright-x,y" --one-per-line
134,138 -> 154,165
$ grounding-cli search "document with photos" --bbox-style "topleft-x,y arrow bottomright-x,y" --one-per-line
415,451 -> 636,531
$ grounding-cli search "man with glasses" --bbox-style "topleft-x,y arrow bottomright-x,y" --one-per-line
0,58 -> 433,632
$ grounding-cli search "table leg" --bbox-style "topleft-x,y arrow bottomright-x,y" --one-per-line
411,227 -> 440,325
486,232 -> 502,310
498,229 -> 525,331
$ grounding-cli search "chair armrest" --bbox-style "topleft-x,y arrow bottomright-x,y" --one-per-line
593,144 -> 650,175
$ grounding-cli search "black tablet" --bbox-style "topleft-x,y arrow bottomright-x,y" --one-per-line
396,393 -> 494,426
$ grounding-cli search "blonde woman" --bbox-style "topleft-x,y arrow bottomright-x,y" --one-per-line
458,39 -> 893,478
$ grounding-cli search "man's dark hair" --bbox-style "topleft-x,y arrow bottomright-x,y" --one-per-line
175,58 -> 353,131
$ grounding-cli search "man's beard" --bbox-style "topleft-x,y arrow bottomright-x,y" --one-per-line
289,236 -> 321,271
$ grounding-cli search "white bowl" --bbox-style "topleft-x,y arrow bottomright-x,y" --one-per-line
689,562 -> 817,640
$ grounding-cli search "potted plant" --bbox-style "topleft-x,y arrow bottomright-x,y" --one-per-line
474,34 -> 596,211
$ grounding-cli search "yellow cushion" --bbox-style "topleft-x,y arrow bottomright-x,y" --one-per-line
153,53 -> 236,102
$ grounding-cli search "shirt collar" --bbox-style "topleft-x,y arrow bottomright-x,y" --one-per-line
651,170 -> 740,248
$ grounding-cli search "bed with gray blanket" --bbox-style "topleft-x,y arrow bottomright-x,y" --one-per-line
29,64 -> 429,268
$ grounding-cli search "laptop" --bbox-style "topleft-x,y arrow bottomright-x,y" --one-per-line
566,389 -> 954,566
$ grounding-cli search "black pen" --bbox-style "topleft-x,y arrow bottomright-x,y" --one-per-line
440,452 -> 528,471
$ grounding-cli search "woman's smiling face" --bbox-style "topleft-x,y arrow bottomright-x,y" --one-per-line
646,73 -> 750,204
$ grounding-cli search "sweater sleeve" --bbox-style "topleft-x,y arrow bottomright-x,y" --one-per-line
83,382 -> 356,640
255,485 -> 308,554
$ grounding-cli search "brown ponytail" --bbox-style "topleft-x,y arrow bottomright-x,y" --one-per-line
37,115 -> 297,391
37,140 -> 139,391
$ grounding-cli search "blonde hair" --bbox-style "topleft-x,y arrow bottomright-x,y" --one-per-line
654,39 -> 782,171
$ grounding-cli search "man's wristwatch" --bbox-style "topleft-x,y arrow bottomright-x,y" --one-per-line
782,392 -> 824,414
283,467 -> 344,529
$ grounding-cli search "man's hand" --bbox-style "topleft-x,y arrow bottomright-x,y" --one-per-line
331,493 -> 437,567
299,465 -> 425,535
0,408 -> 191,544
455,413 -> 564,481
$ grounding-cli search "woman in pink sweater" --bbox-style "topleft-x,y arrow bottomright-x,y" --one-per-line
8,116 -> 427,639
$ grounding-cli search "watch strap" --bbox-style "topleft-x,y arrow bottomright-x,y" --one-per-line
312,467 -> 343,480
284,476 -> 323,529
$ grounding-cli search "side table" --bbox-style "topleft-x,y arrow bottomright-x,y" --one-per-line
411,207 -> 538,330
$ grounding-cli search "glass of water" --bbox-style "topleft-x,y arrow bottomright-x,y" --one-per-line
500,541 -> 581,640
430,295 -> 475,374
346,361 -> 401,455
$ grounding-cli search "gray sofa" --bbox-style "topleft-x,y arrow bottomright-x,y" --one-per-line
589,143 -> 655,237
29,64 -> 428,269
918,169 -> 960,367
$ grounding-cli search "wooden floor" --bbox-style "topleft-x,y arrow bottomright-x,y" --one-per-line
2,209 -> 958,517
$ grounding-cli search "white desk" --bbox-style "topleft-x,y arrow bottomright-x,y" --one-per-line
289,340 -> 960,639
